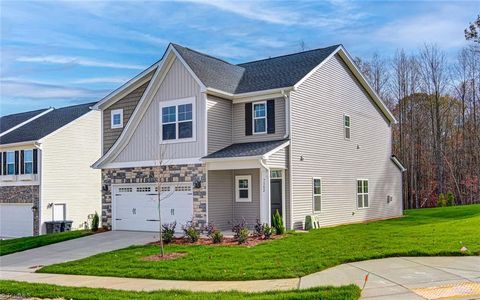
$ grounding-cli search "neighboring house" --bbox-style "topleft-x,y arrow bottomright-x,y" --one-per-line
92,43 -> 406,232
0,102 -> 101,237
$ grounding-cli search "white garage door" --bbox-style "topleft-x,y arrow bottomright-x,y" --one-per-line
113,183 -> 193,232
0,204 -> 33,238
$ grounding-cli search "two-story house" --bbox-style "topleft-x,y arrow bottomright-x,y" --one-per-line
0,102 -> 101,237
92,43 -> 405,232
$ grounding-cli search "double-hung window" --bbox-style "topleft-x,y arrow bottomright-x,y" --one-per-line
235,175 -> 251,202
357,179 -> 369,208
344,115 -> 351,139
161,98 -> 195,142
6,152 -> 14,175
253,101 -> 267,134
313,178 -> 322,212
24,150 -> 33,174
111,109 -> 123,129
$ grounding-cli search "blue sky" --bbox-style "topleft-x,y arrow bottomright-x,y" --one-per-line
1,0 -> 478,115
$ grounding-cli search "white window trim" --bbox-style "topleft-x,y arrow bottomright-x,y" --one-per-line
24,149 -> 33,175
111,109 -> 124,129
356,179 -> 369,209
235,175 -> 252,202
6,151 -> 15,175
312,177 -> 322,213
159,97 -> 196,144
344,114 -> 351,140
253,101 -> 267,134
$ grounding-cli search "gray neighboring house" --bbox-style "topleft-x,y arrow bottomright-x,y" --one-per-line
0,103 -> 101,237
92,43 -> 406,231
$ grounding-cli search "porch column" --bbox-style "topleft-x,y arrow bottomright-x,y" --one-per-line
259,165 -> 270,225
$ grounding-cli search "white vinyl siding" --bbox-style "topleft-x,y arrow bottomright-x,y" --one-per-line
206,95 -> 232,154
289,53 -> 402,229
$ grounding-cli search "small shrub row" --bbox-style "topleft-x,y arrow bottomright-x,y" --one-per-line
437,192 -> 455,207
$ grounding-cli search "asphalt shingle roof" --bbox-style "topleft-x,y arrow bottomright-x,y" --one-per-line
0,108 -> 49,134
203,139 -> 289,159
0,102 -> 96,145
172,43 -> 340,94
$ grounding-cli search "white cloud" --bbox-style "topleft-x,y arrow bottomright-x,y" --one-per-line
16,55 -> 146,70
71,76 -> 130,84
1,80 -> 106,99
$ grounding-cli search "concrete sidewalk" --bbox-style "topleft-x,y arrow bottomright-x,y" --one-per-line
1,256 -> 479,298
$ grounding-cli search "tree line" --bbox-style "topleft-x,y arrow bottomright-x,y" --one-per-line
354,16 -> 480,209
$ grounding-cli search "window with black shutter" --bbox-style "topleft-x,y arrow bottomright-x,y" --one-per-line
267,99 -> 275,134
33,149 -> 38,174
14,151 -> 19,175
245,102 -> 253,136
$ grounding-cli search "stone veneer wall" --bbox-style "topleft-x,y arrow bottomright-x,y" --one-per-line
0,185 -> 40,235
101,164 -> 206,229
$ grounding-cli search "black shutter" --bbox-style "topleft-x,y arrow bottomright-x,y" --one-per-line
0,152 -> 2,175
245,102 -> 253,136
20,150 -> 25,174
14,151 -> 19,175
267,100 -> 275,134
2,152 -> 6,175
33,149 -> 38,174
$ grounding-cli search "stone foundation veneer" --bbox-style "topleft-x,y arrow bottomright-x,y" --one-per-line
101,164 -> 206,229
0,185 -> 40,235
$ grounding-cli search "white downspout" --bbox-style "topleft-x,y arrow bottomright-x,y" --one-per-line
282,90 -> 290,139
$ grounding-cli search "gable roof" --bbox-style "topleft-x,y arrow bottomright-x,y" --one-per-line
172,44 -> 339,94
203,139 -> 289,160
0,108 -> 51,135
0,102 -> 96,145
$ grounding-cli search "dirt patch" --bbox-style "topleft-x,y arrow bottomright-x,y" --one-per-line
142,252 -> 187,261
150,235 -> 284,247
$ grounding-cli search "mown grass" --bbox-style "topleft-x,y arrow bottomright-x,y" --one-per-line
0,280 -> 360,300
39,205 -> 480,281
0,230 -> 92,256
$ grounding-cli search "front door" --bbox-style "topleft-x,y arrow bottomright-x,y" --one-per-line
270,178 -> 282,223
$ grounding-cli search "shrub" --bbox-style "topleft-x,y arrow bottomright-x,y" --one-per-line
91,212 -> 99,232
254,219 -> 264,237
263,224 -> 273,240
211,230 -> 224,244
182,220 -> 199,243
232,218 -> 249,242
437,193 -> 446,207
162,222 -> 176,244
446,192 -> 455,206
238,227 -> 249,244
272,209 -> 285,235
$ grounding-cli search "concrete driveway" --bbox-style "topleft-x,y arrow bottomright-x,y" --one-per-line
301,256 -> 480,299
0,231 -> 159,272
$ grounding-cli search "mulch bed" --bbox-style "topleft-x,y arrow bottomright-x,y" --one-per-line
142,252 -> 187,261
149,235 -> 284,247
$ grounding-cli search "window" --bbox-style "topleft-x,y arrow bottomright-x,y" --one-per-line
161,98 -> 195,142
313,178 -> 322,212
357,179 -> 369,208
24,150 -> 33,174
253,101 -> 267,134
136,187 -> 151,192
344,115 -> 351,139
6,152 -> 14,175
111,109 -> 123,129
235,175 -> 251,202
118,187 -> 133,193
270,170 -> 282,179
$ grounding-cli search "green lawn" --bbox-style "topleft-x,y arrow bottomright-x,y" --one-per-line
39,205 -> 480,281
0,230 -> 93,256
0,280 -> 360,300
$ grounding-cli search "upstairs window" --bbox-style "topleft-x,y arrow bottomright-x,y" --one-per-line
344,115 -> 351,139
357,179 -> 369,208
111,109 -> 124,129
313,178 -> 322,212
235,175 -> 251,202
253,101 -> 267,134
24,150 -> 33,174
160,98 -> 195,142
6,152 -> 14,175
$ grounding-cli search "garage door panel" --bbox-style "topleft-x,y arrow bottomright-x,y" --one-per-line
113,184 -> 193,232
0,204 -> 33,238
